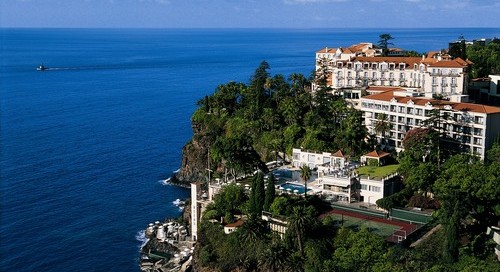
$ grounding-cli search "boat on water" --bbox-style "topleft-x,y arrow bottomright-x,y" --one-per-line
36,64 -> 48,71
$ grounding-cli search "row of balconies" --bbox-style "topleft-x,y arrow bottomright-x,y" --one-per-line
429,71 -> 461,77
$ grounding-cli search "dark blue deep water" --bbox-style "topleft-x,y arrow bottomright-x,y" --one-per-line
1,28 -> 499,271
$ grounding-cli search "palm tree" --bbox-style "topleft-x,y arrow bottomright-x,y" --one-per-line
299,165 -> 311,199
258,241 -> 292,271
288,206 -> 309,256
373,113 -> 391,147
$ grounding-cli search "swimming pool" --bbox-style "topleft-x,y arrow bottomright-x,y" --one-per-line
272,169 -> 294,179
279,182 -> 310,194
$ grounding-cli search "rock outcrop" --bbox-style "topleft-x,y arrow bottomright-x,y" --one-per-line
175,121 -> 213,186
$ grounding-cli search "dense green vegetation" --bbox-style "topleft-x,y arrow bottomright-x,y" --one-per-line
192,60 -> 500,271
194,61 -> 369,179
196,146 -> 500,272
466,38 -> 500,78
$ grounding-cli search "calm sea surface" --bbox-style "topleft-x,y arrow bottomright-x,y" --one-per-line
1,28 -> 499,271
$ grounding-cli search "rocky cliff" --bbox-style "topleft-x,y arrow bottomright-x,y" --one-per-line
174,121 -> 213,186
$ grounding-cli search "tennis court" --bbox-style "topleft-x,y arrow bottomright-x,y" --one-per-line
321,208 -> 419,243
326,213 -> 399,237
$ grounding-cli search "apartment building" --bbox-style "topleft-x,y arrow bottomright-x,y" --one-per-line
360,88 -> 500,159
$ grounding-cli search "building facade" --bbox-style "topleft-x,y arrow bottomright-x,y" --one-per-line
315,43 -> 471,104
360,88 -> 500,159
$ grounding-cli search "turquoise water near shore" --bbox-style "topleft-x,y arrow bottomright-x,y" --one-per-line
1,28 -> 498,271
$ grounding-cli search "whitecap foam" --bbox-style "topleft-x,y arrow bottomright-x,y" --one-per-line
172,198 -> 184,206
173,168 -> 180,173
158,177 -> 171,185
135,229 -> 149,251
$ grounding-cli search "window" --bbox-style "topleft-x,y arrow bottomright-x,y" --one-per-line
474,116 -> 484,124
360,184 -> 368,190
293,153 -> 300,160
370,186 -> 381,192
308,154 -> 315,162
372,63 -> 377,69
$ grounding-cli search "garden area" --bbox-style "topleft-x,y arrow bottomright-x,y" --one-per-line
357,164 -> 399,179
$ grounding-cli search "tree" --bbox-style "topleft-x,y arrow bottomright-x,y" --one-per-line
325,227 -> 395,271
264,173 -> 276,211
378,33 -> 394,56
249,171 -> 266,217
258,240 -> 293,272
270,196 -> 291,217
212,183 -> 248,216
373,113 -> 391,147
467,38 -> 500,78
300,165 -> 311,198
287,206 -> 311,256
449,35 -> 467,60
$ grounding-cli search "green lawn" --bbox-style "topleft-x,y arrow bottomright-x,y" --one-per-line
357,164 -> 399,179
326,214 -> 399,237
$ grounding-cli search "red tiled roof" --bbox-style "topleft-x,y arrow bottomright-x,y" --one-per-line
362,91 -> 500,114
354,56 -> 425,66
332,150 -> 345,158
225,219 -> 244,228
316,47 -> 337,53
363,150 -> 390,158
427,51 -> 439,58
428,59 -> 468,68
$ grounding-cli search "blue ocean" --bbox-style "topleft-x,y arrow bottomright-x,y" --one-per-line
1,28 -> 499,271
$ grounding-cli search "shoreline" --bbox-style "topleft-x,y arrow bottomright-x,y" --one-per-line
139,200 -> 194,272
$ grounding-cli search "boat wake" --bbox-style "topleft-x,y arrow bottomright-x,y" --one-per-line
135,230 -> 149,251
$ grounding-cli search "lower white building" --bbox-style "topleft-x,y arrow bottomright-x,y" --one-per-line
292,148 -> 346,169
360,87 -> 500,159
319,171 -> 401,205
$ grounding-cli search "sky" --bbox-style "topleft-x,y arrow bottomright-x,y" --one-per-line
1,0 -> 500,28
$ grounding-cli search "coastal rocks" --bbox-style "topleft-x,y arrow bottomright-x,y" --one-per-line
140,203 -> 196,272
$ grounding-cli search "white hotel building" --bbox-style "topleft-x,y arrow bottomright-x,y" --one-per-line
315,44 -> 472,106
314,43 -> 500,159
360,88 -> 500,159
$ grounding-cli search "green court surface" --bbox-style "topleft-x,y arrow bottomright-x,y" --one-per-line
326,214 -> 399,237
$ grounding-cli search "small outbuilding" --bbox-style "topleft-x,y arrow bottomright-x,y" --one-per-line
224,219 -> 244,234
361,150 -> 390,166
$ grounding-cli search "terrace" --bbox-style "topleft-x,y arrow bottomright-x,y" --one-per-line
356,164 -> 399,180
